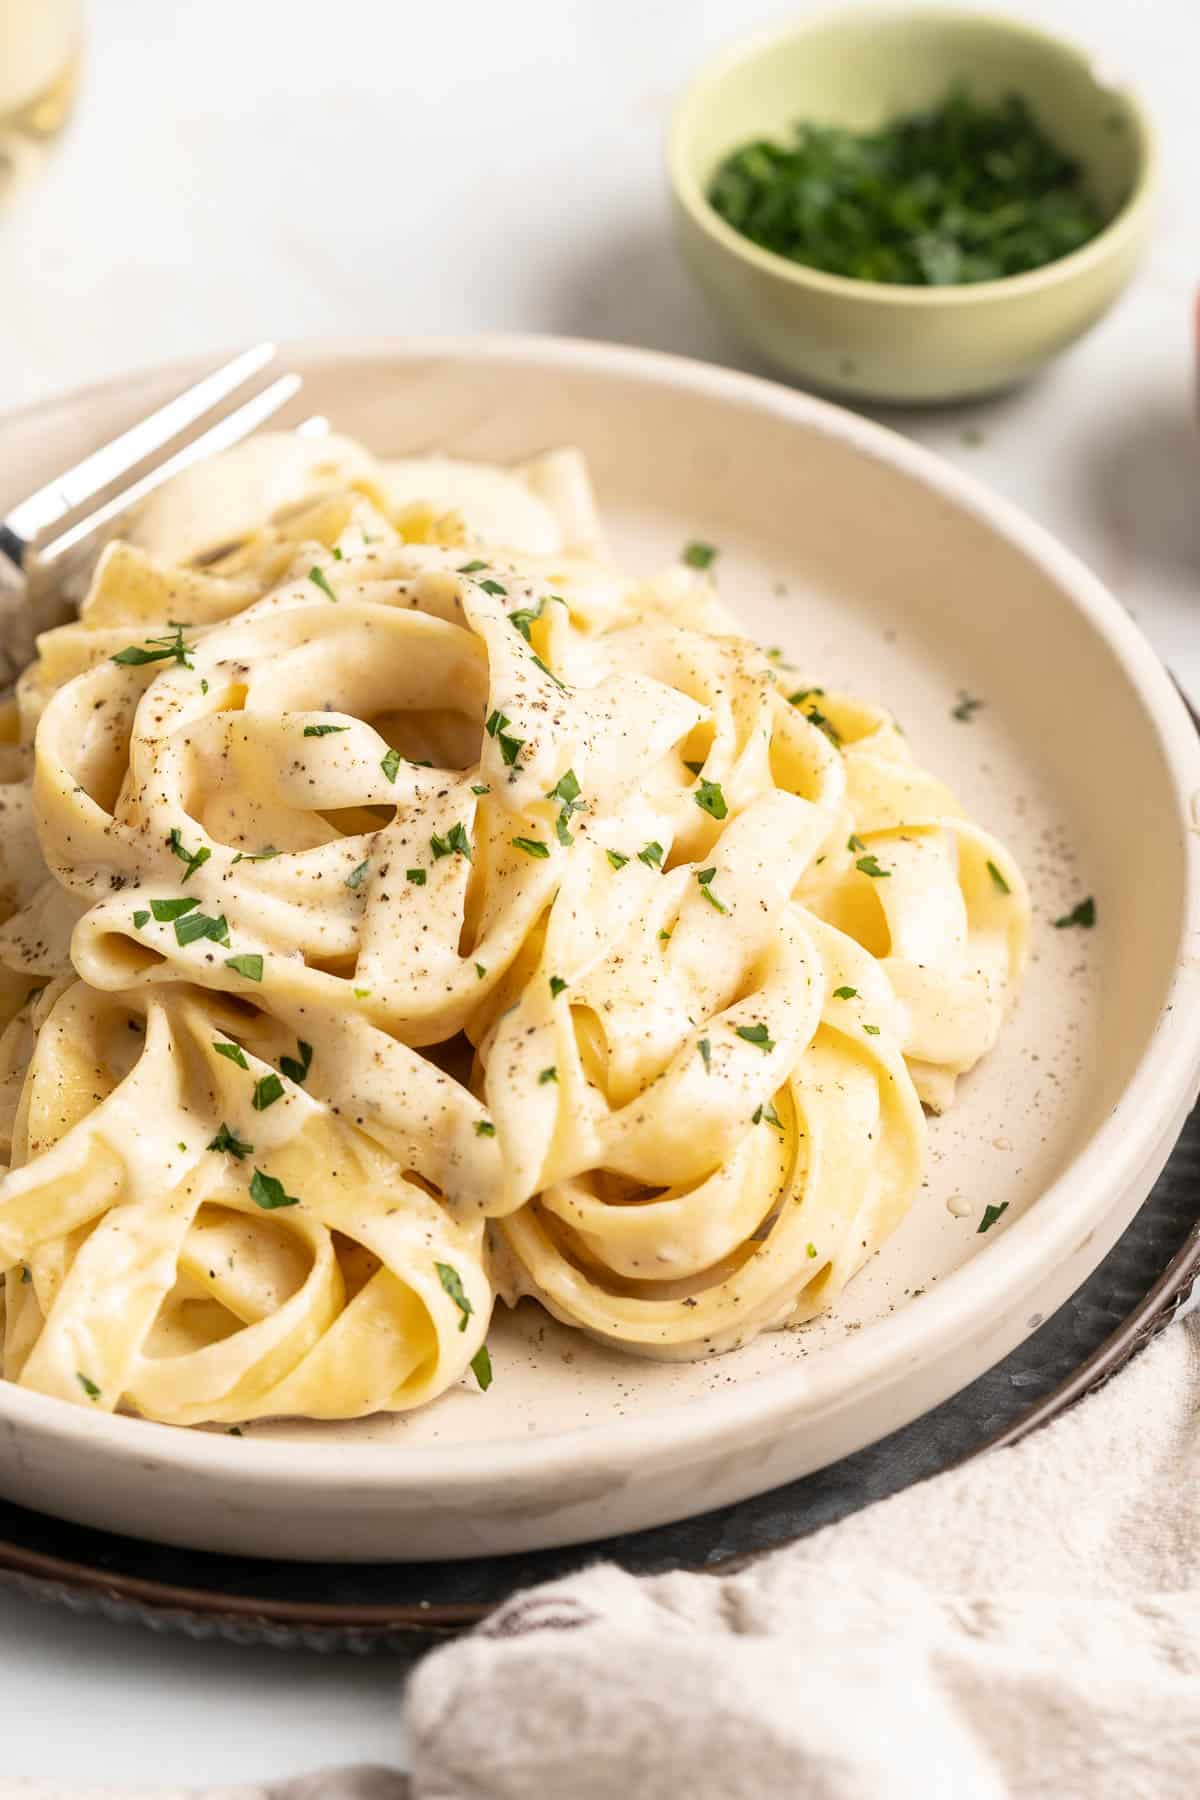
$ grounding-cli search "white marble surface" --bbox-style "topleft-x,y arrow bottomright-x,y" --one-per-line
0,0 -> 1196,1787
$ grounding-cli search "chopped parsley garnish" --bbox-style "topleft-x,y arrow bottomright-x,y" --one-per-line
331,545 -> 344,560
175,909 -> 229,948
380,747 -> 402,783
253,1073 -> 285,1111
304,723 -> 348,737
250,1167 -> 300,1210
548,768 -> 581,805
213,1040 -> 249,1070
846,834 -> 866,853
806,1242 -> 818,1259
547,768 -> 584,845
227,1425 -> 244,1436
279,1040 -> 312,1086
530,651 -> 565,690
802,704 -> 842,744
952,692 -> 984,722
76,1371 -> 101,1400
151,896 -> 199,922
549,975 -> 567,997
683,759 -> 706,776
863,1023 -> 881,1036
512,836 -> 549,859
509,598 -> 545,641
132,909 -> 150,929
208,1122 -> 252,1159
760,1101 -> 784,1132
431,822 -> 472,861
637,841 -> 664,868
436,1261 -> 474,1330
978,1201 -> 1009,1234
1055,896 -> 1095,929
788,687 -> 825,705
538,1066 -> 558,1085
833,985 -> 858,1000
986,860 -> 1011,895
231,845 -> 279,864
682,540 -> 717,570
112,626 -> 195,670
471,783 -> 491,796
478,577 -> 507,597
658,928 -> 672,943
406,867 -> 426,885
484,709 -> 524,767
698,1037 -> 712,1072
707,89 -> 1104,286
345,859 -> 370,890
200,678 -> 209,695
606,850 -> 629,870
694,779 -> 728,821
475,1120 -> 496,1137
470,1344 -> 493,1391
736,1022 -> 774,1052
168,827 -> 211,883
458,559 -> 489,574
696,867 -> 728,913
225,953 -> 264,981
308,566 -> 337,601
856,854 -> 890,879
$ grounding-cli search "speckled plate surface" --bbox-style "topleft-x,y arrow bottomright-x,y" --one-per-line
1,338 -> 1199,1563
0,1099 -> 1195,1654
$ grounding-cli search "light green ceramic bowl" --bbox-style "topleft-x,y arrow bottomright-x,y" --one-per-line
668,7 -> 1156,403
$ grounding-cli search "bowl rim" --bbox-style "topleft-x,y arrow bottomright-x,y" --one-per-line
0,331 -> 1198,1517
667,3 -> 1158,307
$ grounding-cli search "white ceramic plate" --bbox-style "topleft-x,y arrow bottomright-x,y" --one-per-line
1,338 -> 1198,1562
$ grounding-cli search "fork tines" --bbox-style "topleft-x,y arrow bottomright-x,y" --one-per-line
2,342 -> 304,576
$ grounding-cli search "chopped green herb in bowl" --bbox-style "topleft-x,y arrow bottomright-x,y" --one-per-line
668,9 -> 1154,402
708,89 -> 1105,287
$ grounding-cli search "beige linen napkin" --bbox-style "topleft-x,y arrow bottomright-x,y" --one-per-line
7,1315 -> 1200,1800
406,1313 -> 1200,1799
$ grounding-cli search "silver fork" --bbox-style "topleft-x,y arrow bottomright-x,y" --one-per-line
0,342 -> 314,682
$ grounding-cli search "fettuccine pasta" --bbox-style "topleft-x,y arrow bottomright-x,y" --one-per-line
0,432 -> 1028,1422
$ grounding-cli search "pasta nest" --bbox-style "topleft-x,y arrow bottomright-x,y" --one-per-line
0,443 -> 1028,1422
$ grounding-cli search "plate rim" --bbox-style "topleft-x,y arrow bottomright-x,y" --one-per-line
2,331 -> 1199,1502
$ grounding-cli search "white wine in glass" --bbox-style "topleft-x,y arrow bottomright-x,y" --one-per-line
0,0 -> 82,199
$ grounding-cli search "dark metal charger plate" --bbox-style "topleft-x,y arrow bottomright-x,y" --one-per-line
0,1102 -> 1196,1656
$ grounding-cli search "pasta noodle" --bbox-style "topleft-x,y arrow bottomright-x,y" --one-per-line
0,432 -> 1028,1422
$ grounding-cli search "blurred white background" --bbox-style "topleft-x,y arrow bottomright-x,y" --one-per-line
3,0 -> 1196,680
0,0 -> 1195,1786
